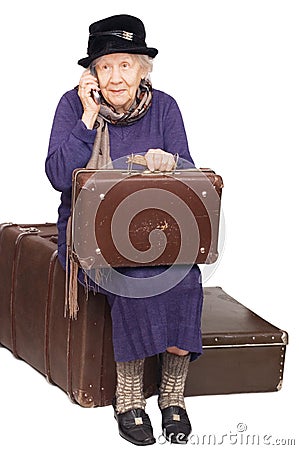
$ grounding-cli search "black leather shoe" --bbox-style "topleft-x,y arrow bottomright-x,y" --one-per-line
112,400 -> 156,446
160,406 -> 191,444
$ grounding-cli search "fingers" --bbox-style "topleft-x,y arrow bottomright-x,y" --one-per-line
145,149 -> 175,172
78,69 -> 100,111
79,70 -> 99,91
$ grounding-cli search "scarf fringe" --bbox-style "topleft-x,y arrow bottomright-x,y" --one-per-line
69,257 -> 79,319
64,216 -> 79,320
64,251 -> 79,320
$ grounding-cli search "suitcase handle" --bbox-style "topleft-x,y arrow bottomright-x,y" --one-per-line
126,153 -> 179,174
49,236 -> 58,244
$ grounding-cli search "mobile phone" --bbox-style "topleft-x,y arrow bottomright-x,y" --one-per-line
90,66 -> 100,105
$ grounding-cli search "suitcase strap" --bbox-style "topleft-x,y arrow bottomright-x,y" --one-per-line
10,228 -> 41,358
9,226 -> 59,358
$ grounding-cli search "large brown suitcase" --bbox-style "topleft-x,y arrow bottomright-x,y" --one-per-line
184,286 -> 288,396
0,223 -> 288,406
0,223 -> 158,407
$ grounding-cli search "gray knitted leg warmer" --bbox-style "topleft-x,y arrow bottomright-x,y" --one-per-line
158,351 -> 190,410
115,358 -> 146,414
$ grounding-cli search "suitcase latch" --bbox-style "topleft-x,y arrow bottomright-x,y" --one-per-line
18,227 -> 41,233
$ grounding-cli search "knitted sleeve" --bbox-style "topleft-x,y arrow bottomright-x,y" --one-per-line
45,90 -> 96,192
161,94 -> 195,168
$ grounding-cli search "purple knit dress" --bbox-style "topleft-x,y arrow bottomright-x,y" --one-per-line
46,88 -> 203,362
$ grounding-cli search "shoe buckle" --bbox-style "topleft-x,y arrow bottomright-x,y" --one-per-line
173,414 -> 181,421
135,417 -> 143,425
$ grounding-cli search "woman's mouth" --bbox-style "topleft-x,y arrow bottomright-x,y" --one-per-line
110,89 -> 126,95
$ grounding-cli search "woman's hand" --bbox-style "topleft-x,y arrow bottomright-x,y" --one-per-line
78,69 -> 101,129
144,149 -> 175,172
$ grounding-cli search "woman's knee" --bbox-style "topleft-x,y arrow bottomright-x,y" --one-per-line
166,346 -> 189,356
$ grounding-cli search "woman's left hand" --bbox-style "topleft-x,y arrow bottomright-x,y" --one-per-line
145,149 -> 175,172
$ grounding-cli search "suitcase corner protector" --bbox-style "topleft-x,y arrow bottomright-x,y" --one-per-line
276,379 -> 283,391
72,389 -> 96,408
281,330 -> 288,345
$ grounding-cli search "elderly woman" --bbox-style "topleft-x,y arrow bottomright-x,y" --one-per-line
46,14 -> 203,446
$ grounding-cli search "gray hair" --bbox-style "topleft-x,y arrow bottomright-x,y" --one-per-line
134,55 -> 153,81
90,54 -> 153,81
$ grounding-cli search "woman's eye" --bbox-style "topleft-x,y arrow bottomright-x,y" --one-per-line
122,63 -> 129,69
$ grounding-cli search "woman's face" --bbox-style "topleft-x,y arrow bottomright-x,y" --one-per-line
95,53 -> 146,113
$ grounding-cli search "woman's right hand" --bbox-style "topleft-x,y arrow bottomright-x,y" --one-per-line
78,69 -> 101,129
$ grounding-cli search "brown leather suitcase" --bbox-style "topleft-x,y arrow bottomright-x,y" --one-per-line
184,286 -> 288,396
0,223 -> 158,407
0,223 -> 288,406
70,168 -> 223,269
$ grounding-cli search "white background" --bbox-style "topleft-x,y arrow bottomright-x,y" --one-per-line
0,0 -> 298,448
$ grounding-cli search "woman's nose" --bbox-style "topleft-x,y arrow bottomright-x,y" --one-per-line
110,66 -> 122,83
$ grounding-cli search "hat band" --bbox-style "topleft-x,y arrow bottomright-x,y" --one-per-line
89,30 -> 144,45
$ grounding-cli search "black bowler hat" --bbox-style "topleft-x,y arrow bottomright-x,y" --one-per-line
78,14 -> 158,68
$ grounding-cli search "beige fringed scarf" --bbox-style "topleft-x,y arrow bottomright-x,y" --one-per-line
65,79 -> 153,319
